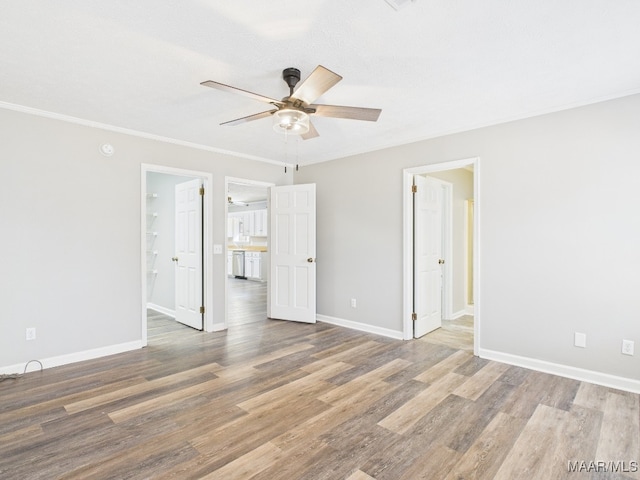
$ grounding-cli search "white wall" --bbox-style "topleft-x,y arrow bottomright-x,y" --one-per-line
295,94 -> 640,387
0,107 -> 290,371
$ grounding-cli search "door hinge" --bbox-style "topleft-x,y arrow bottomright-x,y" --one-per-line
411,184 -> 417,193
199,186 -> 205,196
200,306 -> 205,314
411,312 -> 417,321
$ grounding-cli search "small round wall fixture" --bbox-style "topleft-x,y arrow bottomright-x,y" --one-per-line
99,143 -> 115,157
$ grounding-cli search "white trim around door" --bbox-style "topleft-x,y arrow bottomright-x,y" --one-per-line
402,157 -> 480,355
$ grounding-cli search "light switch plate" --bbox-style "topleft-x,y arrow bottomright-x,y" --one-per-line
574,332 -> 586,348
213,244 -> 223,254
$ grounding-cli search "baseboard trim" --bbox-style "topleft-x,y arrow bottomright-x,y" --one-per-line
479,348 -> 640,394
449,309 -> 469,320
0,340 -> 145,376
317,314 -> 404,340
147,303 -> 175,318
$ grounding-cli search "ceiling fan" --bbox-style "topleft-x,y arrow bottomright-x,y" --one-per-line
201,65 -> 382,140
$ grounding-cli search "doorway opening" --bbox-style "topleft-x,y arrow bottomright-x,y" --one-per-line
225,177 -> 273,329
140,164 -> 214,345
403,157 -> 479,354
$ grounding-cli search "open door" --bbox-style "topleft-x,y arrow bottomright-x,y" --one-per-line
414,175 -> 443,337
268,184 -> 316,323
174,178 -> 203,330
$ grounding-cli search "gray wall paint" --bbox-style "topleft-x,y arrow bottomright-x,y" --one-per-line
0,108 -> 290,368
295,94 -> 640,382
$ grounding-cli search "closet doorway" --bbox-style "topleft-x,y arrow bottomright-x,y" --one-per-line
403,158 -> 479,354
141,164 -> 214,345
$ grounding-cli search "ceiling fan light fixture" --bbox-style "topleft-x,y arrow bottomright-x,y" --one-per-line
272,109 -> 310,135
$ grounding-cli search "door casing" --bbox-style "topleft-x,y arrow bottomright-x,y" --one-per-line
402,157 -> 480,354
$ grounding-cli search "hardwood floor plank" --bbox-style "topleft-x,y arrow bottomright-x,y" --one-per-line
200,441 -> 284,480
318,358 -> 412,406
377,372 -> 467,434
573,381 -> 612,412
443,411 -> 526,480
250,438 -> 336,480
64,363 -> 220,414
595,392 -> 640,480
107,343 -> 314,424
396,443 -> 462,480
453,361 -> 511,401
186,399 -> 331,476
413,349 -> 472,384
346,470 -> 377,480
237,361 -> 351,414
493,401 -> 606,480
0,423 -> 43,450
1,297 -> 637,479
493,404 -> 568,480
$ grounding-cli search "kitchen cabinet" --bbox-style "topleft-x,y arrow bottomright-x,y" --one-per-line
244,251 -> 258,280
228,209 -> 267,237
253,210 -> 267,236
227,251 -> 233,276
240,251 -> 266,281
259,251 -> 267,282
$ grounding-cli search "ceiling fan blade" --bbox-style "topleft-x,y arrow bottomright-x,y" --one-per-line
220,109 -> 277,126
290,65 -> 342,105
310,104 -> 381,122
301,120 -> 319,140
201,80 -> 284,106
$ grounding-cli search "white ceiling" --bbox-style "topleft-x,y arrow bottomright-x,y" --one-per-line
2,1 -> 639,166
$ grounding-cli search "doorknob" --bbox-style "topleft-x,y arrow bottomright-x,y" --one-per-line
172,256 -> 179,262
438,259 -> 445,264
307,258 -> 316,263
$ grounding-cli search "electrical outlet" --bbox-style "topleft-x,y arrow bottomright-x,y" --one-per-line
574,332 -> 586,348
26,327 -> 36,341
350,298 -> 357,308
622,339 -> 634,356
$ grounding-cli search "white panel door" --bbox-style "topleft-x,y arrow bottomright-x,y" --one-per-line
174,179 -> 203,330
414,175 -> 443,338
268,184 -> 316,323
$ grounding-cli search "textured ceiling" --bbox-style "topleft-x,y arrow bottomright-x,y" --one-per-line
1,1 -> 640,166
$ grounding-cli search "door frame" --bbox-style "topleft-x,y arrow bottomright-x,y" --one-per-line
402,157 -> 480,354
141,164 -> 214,345
224,176 -> 274,329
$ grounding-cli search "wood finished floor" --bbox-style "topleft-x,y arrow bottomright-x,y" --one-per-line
1,282 -> 638,479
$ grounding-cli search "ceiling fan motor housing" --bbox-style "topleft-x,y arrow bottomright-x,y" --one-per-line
282,67 -> 301,94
